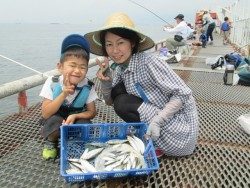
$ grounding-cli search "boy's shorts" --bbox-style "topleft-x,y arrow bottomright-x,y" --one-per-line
222,30 -> 230,38
40,114 -> 91,139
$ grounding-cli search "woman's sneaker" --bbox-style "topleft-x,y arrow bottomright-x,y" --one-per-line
155,148 -> 164,158
42,140 -> 57,160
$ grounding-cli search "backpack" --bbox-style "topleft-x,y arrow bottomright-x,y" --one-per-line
224,53 -> 243,68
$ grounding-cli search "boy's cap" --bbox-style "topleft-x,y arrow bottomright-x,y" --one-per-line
174,14 -> 184,20
61,34 -> 90,55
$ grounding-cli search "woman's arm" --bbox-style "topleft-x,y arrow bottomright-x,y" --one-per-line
145,56 -> 192,139
100,68 -> 114,105
146,98 -> 183,139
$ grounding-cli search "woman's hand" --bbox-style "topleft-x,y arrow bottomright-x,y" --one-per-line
96,57 -> 110,81
145,121 -> 161,140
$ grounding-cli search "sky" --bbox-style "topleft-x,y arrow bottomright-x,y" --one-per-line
0,0 -> 236,25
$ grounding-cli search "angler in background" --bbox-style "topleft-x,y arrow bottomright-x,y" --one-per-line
163,14 -> 189,54
39,34 -> 98,160
202,11 -> 216,45
85,12 -> 199,158
220,16 -> 231,45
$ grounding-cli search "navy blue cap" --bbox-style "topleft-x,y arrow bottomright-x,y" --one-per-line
61,34 -> 90,55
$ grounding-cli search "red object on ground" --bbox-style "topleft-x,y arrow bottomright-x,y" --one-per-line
18,91 -> 28,113
155,148 -> 164,158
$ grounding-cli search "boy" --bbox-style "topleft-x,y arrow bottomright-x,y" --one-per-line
221,17 -> 231,45
199,29 -> 207,48
39,34 -> 97,160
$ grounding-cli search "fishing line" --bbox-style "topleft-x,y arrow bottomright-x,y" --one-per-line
0,54 -> 46,76
126,0 -> 172,26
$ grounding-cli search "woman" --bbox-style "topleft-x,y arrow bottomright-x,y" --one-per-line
202,11 -> 216,44
84,12 -> 199,157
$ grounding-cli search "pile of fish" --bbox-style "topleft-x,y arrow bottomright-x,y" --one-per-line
66,135 -> 147,174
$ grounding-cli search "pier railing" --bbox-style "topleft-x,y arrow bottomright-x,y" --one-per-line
217,0 -> 250,54
0,40 -> 167,114
0,60 -> 98,100
0,59 -> 99,115
0,40 -> 163,99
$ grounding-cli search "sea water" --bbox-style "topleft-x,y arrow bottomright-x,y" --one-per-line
0,23 -> 168,118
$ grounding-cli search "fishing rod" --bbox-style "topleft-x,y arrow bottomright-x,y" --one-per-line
126,0 -> 173,26
0,54 -> 47,76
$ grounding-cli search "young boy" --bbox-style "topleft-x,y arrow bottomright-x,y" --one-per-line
39,34 -> 98,160
221,17 -> 231,45
199,29 -> 207,48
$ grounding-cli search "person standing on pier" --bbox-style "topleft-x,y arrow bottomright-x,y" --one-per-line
220,16 -> 231,45
202,11 -> 216,45
85,12 -> 199,157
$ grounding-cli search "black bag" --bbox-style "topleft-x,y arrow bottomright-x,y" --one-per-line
174,35 -> 183,42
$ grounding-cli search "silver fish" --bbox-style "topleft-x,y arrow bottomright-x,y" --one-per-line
80,147 -> 104,160
80,159 -> 97,172
104,160 -> 123,171
69,161 -> 85,172
68,158 -> 80,163
66,168 -> 82,174
132,135 -> 145,154
106,139 -> 128,145
85,142 -> 109,148
127,136 -> 141,154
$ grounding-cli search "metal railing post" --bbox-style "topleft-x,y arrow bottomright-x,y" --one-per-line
18,91 -> 28,114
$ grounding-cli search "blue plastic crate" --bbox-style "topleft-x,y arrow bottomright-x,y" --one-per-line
60,122 -> 159,183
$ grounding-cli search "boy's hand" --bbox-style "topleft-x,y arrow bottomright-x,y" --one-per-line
96,57 -> 110,81
63,114 -> 76,125
63,73 -> 75,96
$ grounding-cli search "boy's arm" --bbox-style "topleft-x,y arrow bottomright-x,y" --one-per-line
41,92 -> 67,119
41,78 -> 74,119
64,101 -> 97,124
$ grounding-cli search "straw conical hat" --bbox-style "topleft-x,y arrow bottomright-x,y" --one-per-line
84,12 -> 155,56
